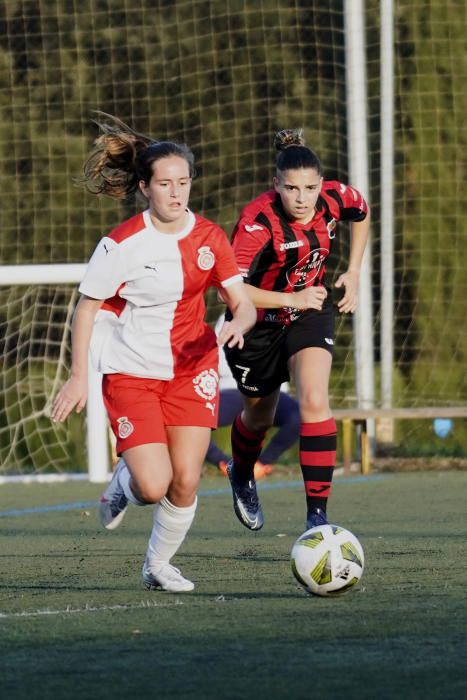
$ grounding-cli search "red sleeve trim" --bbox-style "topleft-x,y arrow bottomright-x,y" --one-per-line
108,213 -> 146,244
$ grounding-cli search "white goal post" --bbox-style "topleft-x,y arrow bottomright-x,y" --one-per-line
0,264 -> 110,483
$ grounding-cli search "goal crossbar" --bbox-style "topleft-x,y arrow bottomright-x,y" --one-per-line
1,264 -> 109,483
0,264 -> 87,286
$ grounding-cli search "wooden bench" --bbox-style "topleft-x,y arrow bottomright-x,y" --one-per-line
333,407 -> 467,475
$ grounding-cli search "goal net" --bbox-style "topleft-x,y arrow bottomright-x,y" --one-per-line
1,0 -> 466,476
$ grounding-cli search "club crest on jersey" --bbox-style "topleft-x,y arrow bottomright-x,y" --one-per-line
197,246 -> 215,270
286,248 -> 327,288
327,218 -> 337,239
193,368 -> 219,401
117,416 -> 134,439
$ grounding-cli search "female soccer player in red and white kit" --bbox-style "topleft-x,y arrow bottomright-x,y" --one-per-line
224,129 -> 370,532
52,114 -> 256,592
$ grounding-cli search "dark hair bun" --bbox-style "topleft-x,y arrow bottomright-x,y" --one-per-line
273,129 -> 306,151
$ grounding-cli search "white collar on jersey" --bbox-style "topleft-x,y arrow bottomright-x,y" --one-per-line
143,208 -> 196,240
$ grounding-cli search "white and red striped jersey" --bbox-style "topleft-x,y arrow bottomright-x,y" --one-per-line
79,209 -> 242,380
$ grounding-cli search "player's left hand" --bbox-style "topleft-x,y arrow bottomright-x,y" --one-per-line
217,320 -> 246,349
335,269 -> 360,314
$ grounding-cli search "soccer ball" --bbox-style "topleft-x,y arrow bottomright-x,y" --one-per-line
291,524 -> 364,597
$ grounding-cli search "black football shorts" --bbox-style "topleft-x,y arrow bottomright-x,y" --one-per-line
224,302 -> 335,397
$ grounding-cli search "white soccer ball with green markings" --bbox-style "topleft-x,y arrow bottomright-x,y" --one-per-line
291,524 -> 364,597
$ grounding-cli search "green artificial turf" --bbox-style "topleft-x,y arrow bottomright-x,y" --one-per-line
0,471 -> 466,700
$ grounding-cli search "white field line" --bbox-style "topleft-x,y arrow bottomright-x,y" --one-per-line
0,599 -> 183,619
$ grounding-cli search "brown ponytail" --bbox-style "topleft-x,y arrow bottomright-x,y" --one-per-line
81,112 -> 195,200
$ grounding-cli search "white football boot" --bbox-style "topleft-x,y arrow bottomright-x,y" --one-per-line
142,560 -> 194,592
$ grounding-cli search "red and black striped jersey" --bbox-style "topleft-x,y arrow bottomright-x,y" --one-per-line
230,181 -> 368,322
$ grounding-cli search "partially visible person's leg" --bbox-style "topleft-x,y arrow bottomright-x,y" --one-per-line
205,441 -> 228,468
218,389 -> 245,427
259,392 -> 300,466
205,389 -> 243,469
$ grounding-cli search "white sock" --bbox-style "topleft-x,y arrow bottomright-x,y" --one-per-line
118,462 -> 145,506
146,496 -> 197,569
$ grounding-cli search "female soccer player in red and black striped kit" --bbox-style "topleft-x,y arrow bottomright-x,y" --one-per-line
224,129 -> 370,531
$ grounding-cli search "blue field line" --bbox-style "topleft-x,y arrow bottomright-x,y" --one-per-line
0,501 -> 99,518
0,474 -> 387,518
198,474 -> 387,497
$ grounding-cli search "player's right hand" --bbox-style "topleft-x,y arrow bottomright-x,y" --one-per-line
51,376 -> 88,423
290,286 -> 327,311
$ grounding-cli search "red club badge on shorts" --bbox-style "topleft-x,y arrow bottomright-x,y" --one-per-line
117,416 -> 134,439
197,246 -> 215,270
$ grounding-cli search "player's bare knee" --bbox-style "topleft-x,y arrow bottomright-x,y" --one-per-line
131,478 -> 168,504
168,475 -> 199,505
299,390 -> 329,419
